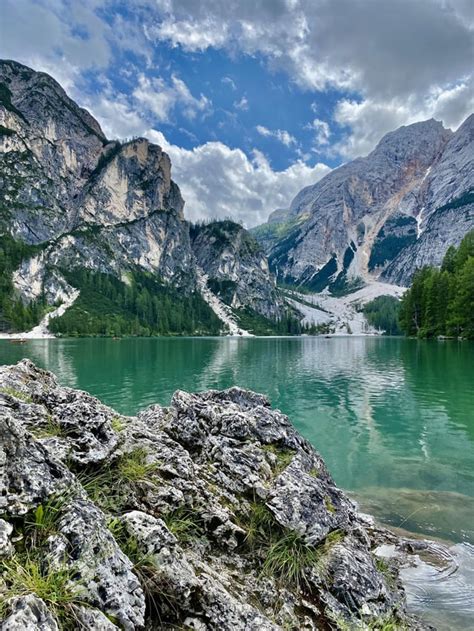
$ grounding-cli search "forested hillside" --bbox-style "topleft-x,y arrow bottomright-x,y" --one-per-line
399,231 -> 474,339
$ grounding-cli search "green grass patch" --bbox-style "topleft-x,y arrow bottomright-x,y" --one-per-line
162,507 -> 205,544
77,448 -> 159,513
0,556 -> 86,627
262,444 -> 296,475
1,386 -> 33,403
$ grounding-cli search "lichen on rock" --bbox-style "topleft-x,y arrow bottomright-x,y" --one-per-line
0,360 -> 424,629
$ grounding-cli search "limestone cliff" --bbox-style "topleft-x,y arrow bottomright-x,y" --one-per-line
256,116 -> 473,290
0,60 -> 283,333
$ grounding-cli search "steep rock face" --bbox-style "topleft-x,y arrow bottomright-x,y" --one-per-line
0,360 -> 424,630
383,115 -> 474,284
0,60 -> 194,294
191,220 -> 284,319
0,60 -> 282,329
264,117 -> 473,290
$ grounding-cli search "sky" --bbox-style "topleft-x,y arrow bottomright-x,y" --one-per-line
1,0 -> 473,226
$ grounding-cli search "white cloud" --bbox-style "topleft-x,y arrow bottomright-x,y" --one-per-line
334,78 -> 474,158
149,0 -> 473,156
146,130 -> 330,226
222,76 -> 237,91
256,125 -> 297,147
233,95 -> 249,111
305,118 -> 331,147
133,73 -> 211,122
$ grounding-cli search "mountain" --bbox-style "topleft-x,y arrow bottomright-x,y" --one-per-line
0,60 -> 285,335
255,116 -> 473,291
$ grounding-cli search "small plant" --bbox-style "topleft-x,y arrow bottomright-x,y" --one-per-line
237,499 -> 279,549
262,531 -> 320,589
78,448 -> 159,513
111,416 -> 126,432
324,496 -> 336,514
1,386 -> 33,403
308,467 -> 319,478
262,444 -> 296,475
32,415 -> 64,439
117,448 -> 159,482
0,555 -> 85,627
162,507 -> 205,544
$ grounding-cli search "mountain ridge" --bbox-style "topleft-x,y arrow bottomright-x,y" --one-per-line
254,114 -> 473,290
0,59 -> 287,335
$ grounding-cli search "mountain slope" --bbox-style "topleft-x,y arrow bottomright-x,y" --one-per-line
259,116 -> 473,290
0,60 -> 284,334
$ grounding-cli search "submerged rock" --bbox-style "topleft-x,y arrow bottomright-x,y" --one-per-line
0,360 -> 425,629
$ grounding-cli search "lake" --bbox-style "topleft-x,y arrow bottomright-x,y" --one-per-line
1,336 -> 473,628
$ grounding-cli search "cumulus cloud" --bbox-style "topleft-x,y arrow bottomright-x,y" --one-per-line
149,0 -> 474,155
305,118 -> 331,147
146,130 -> 330,226
256,125 -> 297,147
133,73 -> 211,123
334,78 -> 474,158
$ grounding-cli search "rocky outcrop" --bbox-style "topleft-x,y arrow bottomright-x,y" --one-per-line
0,60 -> 283,332
0,360 -> 423,629
259,116 -> 473,290
191,220 -> 284,319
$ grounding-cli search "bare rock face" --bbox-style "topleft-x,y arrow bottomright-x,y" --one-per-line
191,220 -> 285,319
0,359 -> 424,630
0,59 -> 282,330
263,116 -> 473,290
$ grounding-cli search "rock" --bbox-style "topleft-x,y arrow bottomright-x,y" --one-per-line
1,594 -> 59,631
56,498 -> 146,630
0,360 -> 421,629
0,519 -> 14,558
74,606 -> 120,630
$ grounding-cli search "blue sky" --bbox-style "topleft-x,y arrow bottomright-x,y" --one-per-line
1,0 -> 473,225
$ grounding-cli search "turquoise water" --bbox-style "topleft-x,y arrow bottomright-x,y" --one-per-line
1,336 -> 472,543
1,336 -> 473,628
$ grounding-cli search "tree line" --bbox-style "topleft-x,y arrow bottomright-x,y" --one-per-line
399,230 -> 474,339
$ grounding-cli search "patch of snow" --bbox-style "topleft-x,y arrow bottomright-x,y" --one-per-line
196,267 -> 252,337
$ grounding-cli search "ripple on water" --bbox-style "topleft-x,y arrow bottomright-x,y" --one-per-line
401,542 -> 474,631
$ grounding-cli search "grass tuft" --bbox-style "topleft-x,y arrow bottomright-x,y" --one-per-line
117,448 -> 160,483
0,555 -> 86,627
77,448 -> 159,513
262,444 -> 296,475
1,386 -> 33,403
162,507 -> 205,544
262,531 -> 320,589
111,416 -> 126,433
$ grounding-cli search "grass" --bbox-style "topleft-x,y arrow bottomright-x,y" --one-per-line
262,444 -> 296,475
331,612 -> 408,631
31,415 -> 64,439
262,531 -> 321,589
22,498 -> 64,549
111,416 -> 126,432
162,507 -> 205,544
237,499 -> 277,549
324,496 -> 336,514
0,497 -> 87,627
77,448 -> 159,513
1,386 -> 33,403
117,448 -> 160,483
0,555 -> 86,627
